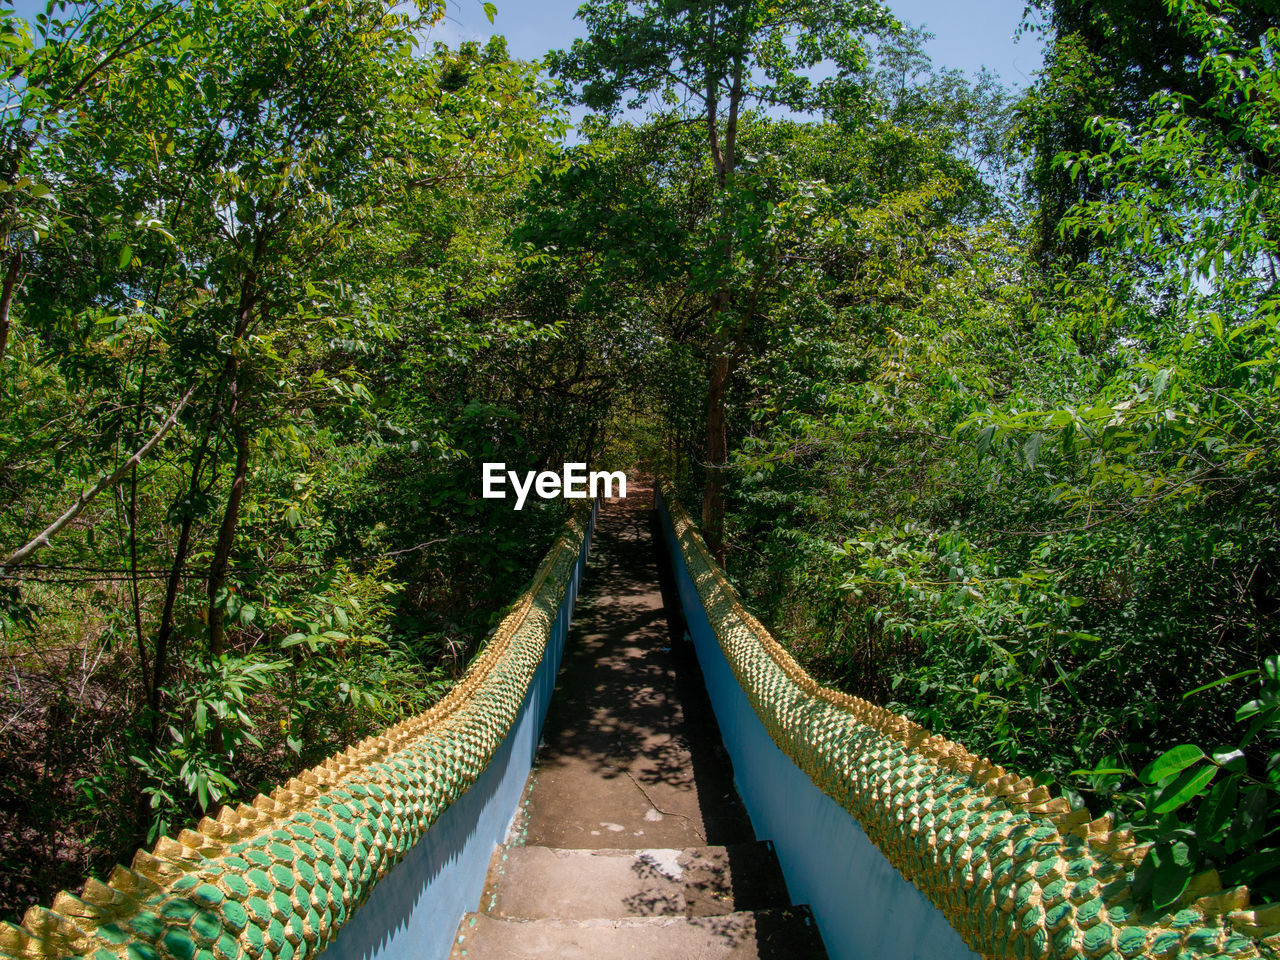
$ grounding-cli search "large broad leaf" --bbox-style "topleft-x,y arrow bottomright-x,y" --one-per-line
1238,698 -> 1269,721
976,423 -> 996,457
1212,747 -> 1246,773
1222,848 -> 1280,888
1153,762 -> 1216,815
1140,745 -> 1205,785
1150,841 -> 1194,911
1153,367 -> 1171,399
1197,777 -> 1239,843
1023,431 -> 1043,467
1234,786 -> 1271,849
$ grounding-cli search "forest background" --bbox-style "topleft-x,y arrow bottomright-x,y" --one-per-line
0,0 -> 1276,924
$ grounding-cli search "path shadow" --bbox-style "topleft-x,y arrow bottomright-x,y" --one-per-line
524,490 -> 752,845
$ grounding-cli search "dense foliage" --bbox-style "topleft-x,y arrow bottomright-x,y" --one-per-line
1,0 -> 1276,926
0,0 -> 594,917
713,0 -> 1280,910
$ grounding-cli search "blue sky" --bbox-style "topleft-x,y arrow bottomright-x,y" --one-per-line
435,0 -> 1045,89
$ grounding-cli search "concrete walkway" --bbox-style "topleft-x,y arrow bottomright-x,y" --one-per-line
451,490 -> 827,959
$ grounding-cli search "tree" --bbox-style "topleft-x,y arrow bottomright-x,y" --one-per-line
548,0 -> 893,561
1018,0 -> 1274,263
0,0 -> 578,903
723,0 -> 1280,907
0,0 -> 186,368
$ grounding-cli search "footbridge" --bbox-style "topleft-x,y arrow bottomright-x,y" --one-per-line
3,484 -> 1276,960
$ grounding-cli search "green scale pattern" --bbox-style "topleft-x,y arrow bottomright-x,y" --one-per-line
659,479 -> 1280,960
0,511 -> 590,960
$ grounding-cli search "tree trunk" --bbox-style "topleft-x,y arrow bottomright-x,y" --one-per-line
204,243 -> 261,657
0,249 -> 23,369
206,424 -> 249,657
127,464 -> 150,698
152,512 -> 193,739
701,351 -> 730,566
696,45 -> 747,567
151,424 -> 217,743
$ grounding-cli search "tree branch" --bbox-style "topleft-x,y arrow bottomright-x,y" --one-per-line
0,382 -> 199,571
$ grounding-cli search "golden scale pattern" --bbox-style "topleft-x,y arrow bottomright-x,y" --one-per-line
658,479 -> 1280,960
0,509 -> 591,960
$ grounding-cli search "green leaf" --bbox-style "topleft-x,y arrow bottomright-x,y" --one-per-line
1153,368 -> 1171,400
1069,766 -> 1131,778
1024,431 -> 1043,468
1150,841 -> 1194,911
976,424 -> 996,457
118,245 -> 133,269
483,2 -> 496,23
1153,763 -> 1216,815
1222,849 -> 1280,888
1237,699 -> 1271,722
1196,777 -> 1239,841
1232,787 -> 1271,851
1212,748 -> 1246,773
1183,669 -> 1258,698
1140,745 -> 1205,785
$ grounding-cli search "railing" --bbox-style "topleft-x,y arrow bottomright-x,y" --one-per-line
0,499 -> 597,960
655,479 -> 1276,960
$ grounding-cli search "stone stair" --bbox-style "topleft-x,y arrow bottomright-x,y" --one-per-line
450,493 -> 829,959
450,841 -> 827,959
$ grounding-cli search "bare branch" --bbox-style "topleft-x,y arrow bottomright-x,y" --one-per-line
1,382 -> 199,571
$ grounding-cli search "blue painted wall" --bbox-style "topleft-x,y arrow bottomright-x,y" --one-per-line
655,490 -> 977,960
319,502 -> 597,960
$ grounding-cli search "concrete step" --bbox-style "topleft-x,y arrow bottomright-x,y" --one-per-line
481,843 -> 790,919
450,908 -> 827,959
